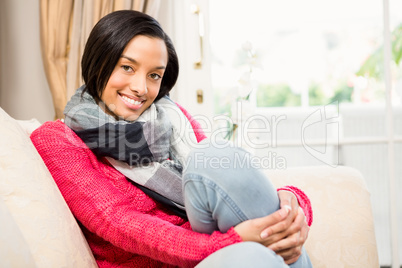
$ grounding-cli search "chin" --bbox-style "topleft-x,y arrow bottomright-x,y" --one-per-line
123,113 -> 140,122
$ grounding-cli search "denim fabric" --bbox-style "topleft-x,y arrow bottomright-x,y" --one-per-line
183,142 -> 280,233
183,141 -> 312,267
196,242 -> 287,268
196,242 -> 312,268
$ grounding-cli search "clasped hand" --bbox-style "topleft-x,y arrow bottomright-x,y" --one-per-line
233,190 -> 309,264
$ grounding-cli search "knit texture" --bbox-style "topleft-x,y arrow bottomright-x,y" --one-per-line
277,186 -> 313,227
65,88 -> 199,208
31,104 -> 312,267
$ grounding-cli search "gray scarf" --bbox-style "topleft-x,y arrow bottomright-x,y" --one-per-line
64,86 -> 198,209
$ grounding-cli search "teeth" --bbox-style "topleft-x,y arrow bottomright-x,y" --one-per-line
121,95 -> 142,105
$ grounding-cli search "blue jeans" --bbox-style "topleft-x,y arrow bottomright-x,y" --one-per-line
196,242 -> 288,268
183,141 -> 312,267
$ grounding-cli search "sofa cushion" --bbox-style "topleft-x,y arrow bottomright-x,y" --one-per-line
0,107 -> 98,267
268,166 -> 379,267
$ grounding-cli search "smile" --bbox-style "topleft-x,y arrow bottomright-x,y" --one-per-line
120,94 -> 143,106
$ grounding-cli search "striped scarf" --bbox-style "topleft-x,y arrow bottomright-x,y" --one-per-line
64,86 -> 197,212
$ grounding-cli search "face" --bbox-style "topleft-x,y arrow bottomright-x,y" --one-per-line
100,35 -> 168,121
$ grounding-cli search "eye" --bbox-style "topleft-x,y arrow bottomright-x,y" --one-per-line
121,65 -> 133,72
149,73 -> 162,80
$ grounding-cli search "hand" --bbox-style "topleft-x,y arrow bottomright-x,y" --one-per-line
261,190 -> 309,264
233,206 -> 291,246
268,207 -> 309,264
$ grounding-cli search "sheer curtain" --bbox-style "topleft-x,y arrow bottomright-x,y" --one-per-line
39,0 -> 161,119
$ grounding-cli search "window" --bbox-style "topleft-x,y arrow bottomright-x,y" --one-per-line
208,1 -> 402,266
209,0 -> 402,113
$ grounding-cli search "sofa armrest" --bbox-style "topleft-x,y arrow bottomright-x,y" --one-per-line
267,166 -> 379,267
0,107 -> 98,267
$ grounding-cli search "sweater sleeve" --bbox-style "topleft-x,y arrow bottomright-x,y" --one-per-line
30,121 -> 242,268
277,186 -> 313,226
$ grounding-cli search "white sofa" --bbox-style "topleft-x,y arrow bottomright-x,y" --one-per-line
0,106 -> 379,267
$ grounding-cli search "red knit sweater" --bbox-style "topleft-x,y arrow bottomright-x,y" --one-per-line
30,106 -> 312,268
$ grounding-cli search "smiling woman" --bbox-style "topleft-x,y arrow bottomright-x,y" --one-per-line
30,9 -> 315,268
80,10 -> 179,113
100,35 -> 168,121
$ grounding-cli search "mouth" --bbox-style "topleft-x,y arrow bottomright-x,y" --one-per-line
119,93 -> 145,109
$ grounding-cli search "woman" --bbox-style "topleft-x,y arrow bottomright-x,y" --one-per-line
31,10 -> 313,267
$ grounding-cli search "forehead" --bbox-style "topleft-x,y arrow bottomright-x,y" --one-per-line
122,35 -> 168,64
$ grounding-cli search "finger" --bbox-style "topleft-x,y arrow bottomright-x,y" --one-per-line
299,208 -> 310,244
260,209 -> 309,248
281,247 -> 302,265
278,191 -> 298,220
259,216 -> 291,241
278,191 -> 294,211
285,207 -> 306,236
267,209 -> 309,248
272,237 -> 302,263
288,207 -> 308,242
285,256 -> 300,265
268,231 -> 301,253
260,206 -> 291,239
298,206 -> 306,223
290,192 -> 299,210
255,206 -> 291,228
234,206 -> 291,242
260,205 -> 306,240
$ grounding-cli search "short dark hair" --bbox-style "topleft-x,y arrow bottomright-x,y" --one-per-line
81,10 -> 179,103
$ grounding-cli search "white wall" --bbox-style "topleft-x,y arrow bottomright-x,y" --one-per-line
0,0 -> 54,123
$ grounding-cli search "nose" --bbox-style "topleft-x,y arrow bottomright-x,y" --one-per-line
129,74 -> 148,96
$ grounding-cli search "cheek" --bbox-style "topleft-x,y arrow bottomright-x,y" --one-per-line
148,83 -> 161,100
107,72 -> 127,88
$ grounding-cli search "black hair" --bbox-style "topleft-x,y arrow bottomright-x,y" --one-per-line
81,10 -> 179,102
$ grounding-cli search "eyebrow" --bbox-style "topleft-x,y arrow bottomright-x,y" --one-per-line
121,55 -> 166,70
